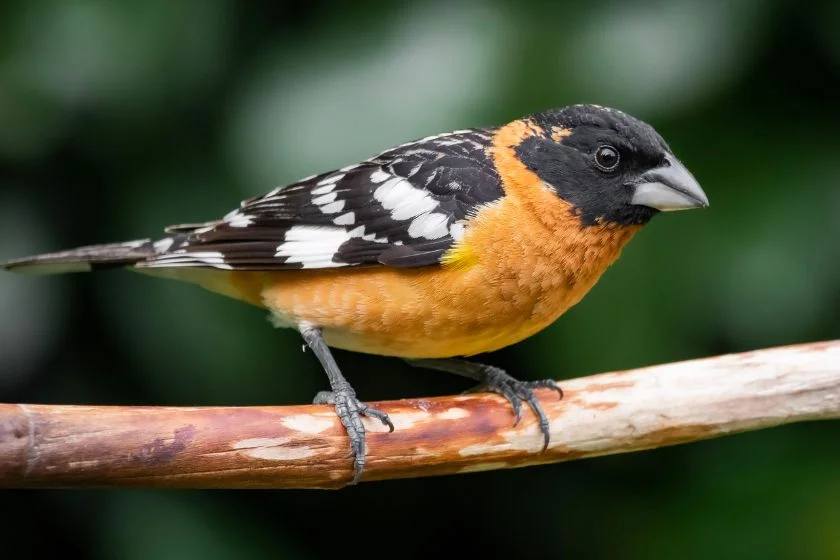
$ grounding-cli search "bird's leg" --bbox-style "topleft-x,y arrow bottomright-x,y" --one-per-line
406,358 -> 562,450
299,325 -> 394,484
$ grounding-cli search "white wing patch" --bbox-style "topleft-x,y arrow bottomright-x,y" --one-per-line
153,237 -> 175,253
311,187 -> 347,215
275,226 -> 354,268
226,213 -> 254,228
319,200 -> 345,214
153,251 -> 233,270
274,225 -> 374,268
139,127 -> 499,271
333,212 -> 355,225
369,169 -> 390,183
312,192 -> 337,205
373,177 -> 439,220
449,222 -> 466,242
407,212 -> 449,239
317,173 -> 345,186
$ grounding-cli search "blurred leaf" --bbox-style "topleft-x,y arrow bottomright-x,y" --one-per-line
225,0 -> 513,192
559,0 -> 773,116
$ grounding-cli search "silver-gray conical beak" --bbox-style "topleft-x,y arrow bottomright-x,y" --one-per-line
631,154 -> 709,211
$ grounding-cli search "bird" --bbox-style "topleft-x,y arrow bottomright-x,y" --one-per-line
1,104 -> 709,484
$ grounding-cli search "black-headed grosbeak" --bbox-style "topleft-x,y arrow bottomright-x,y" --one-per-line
2,104 -> 708,483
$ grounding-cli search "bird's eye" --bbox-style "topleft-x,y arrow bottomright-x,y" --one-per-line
594,145 -> 620,171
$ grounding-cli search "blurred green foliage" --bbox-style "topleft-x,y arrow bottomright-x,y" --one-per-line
1,1 -> 838,558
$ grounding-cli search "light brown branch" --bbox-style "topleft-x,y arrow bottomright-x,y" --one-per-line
1,340 -> 838,489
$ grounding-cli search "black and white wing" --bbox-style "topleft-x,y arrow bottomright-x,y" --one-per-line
139,129 -> 503,271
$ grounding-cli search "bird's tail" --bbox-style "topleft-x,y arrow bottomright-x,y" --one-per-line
1,239 -> 157,275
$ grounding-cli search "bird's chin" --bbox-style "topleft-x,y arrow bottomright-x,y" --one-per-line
596,204 -> 658,227
628,205 -> 659,225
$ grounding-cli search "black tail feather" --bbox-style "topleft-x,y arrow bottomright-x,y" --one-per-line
1,239 -> 155,275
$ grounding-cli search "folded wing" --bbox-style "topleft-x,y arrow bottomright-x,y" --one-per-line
140,128 -> 502,271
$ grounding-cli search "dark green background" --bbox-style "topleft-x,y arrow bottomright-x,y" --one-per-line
1,1 -> 838,558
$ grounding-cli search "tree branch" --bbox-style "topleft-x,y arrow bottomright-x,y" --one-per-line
1,340 -> 838,489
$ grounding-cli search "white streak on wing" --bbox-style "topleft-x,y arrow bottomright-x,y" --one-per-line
371,129 -> 478,160
312,192 -> 337,205
274,225 -> 363,268
373,178 -> 438,220
390,190 -> 438,220
407,212 -> 450,239
434,138 -> 463,147
317,173 -> 345,186
372,177 -> 403,205
235,189 -> 279,211
153,251 -> 233,270
311,183 -> 337,196
319,200 -> 345,214
226,213 -> 254,228
401,148 -> 439,158
333,212 -> 355,225
153,238 -> 175,253
361,232 -> 389,243
424,169 -> 439,187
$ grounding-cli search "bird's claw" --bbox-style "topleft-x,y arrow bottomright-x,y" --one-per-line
313,386 -> 393,484
470,367 -> 563,451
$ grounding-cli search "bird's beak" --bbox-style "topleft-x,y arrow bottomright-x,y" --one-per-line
631,154 -> 709,211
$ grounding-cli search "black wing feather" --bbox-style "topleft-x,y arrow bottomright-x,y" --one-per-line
140,129 -> 502,271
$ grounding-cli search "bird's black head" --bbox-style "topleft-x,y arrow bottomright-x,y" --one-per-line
515,104 -> 708,226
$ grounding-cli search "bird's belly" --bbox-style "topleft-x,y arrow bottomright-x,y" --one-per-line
320,320 -> 547,359
248,263 -> 592,359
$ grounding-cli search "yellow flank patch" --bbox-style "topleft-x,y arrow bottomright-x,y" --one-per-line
440,241 -> 479,269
